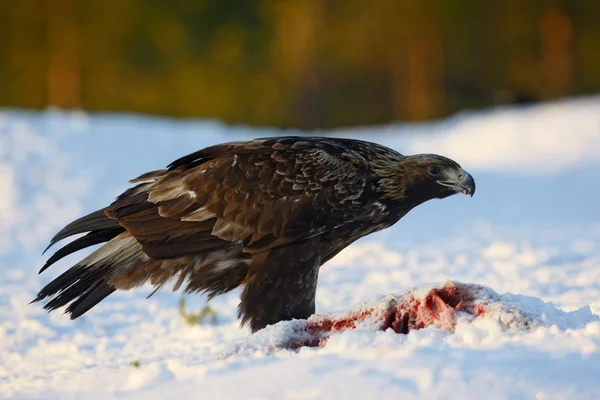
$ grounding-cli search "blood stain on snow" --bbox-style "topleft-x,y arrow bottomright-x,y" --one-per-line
282,282 -> 490,349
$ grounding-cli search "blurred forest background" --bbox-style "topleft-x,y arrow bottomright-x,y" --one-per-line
1,0 -> 599,129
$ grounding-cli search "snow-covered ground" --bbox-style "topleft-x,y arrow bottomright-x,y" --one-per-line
1,97 -> 600,399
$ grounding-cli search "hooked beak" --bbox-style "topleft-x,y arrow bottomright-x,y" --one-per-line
437,168 -> 476,197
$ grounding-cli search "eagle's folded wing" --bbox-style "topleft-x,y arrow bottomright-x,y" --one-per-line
107,138 -> 372,258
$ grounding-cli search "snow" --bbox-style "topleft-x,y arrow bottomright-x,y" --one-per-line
1,97 -> 600,399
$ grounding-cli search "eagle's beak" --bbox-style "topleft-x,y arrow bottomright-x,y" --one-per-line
437,168 -> 476,197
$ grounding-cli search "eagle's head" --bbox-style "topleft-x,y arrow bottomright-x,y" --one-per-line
375,153 -> 475,206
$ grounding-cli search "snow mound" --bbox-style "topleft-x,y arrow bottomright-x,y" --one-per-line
228,281 -> 598,355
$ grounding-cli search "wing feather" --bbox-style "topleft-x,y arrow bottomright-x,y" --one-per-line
106,138 -> 374,259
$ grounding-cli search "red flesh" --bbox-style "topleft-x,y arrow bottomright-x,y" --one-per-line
282,283 -> 487,349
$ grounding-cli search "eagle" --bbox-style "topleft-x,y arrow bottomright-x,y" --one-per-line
34,137 -> 475,332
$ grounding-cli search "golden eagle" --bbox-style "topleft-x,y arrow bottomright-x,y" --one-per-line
34,137 -> 475,332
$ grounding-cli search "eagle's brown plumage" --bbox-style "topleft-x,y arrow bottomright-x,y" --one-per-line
34,137 -> 475,332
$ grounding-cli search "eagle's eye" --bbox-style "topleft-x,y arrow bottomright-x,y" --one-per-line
428,165 -> 442,176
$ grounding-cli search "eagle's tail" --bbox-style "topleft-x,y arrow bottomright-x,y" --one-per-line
33,264 -> 117,319
33,208 -> 126,319
34,230 -> 154,319
42,208 -> 124,261
35,208 -> 252,319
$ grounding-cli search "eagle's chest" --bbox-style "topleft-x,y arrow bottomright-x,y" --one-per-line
334,198 -> 397,238
316,221 -> 389,267
317,204 -> 396,264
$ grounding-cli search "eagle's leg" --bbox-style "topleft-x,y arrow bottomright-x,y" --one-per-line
239,242 -> 321,333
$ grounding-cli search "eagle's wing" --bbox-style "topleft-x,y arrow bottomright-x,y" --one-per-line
107,137 -> 372,258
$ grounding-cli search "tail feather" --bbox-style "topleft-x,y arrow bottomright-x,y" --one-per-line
36,205 -> 251,319
66,280 -> 116,319
44,208 -> 121,253
34,264 -> 112,312
40,228 -> 124,274
36,208 -> 127,319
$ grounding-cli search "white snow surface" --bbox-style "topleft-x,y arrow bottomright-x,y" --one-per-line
1,97 -> 600,399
